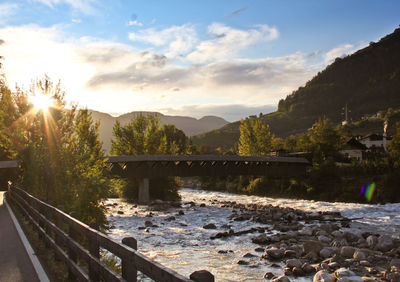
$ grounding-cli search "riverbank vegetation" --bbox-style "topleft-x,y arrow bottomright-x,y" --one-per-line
200,115 -> 400,204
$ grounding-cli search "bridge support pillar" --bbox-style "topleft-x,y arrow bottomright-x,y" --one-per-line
138,178 -> 150,204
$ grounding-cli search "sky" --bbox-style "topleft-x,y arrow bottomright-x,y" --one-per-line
0,0 -> 399,121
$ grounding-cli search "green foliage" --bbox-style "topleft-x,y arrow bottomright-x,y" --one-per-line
238,118 -> 273,156
308,118 -> 344,165
110,114 -> 185,201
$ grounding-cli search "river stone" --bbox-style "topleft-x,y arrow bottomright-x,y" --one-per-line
344,231 -> 361,242
376,235 -> 394,252
303,240 -> 324,254
237,260 -> 250,265
302,262 -> 316,273
284,250 -> 297,258
353,250 -> 366,261
318,235 -> 332,244
286,259 -> 302,269
271,275 -> 290,282
366,235 -> 378,248
292,266 -> 304,276
252,234 -> 269,244
301,226 -> 314,236
320,247 -> 335,259
313,270 -> 335,282
340,246 -> 355,258
359,260 -> 370,266
390,258 -> 400,268
190,270 -> 214,282
385,272 -> 400,281
303,251 -> 319,263
332,230 -> 344,238
243,252 -> 257,258
334,268 -> 356,278
264,272 -> 275,279
266,247 -> 284,259
203,223 -> 217,229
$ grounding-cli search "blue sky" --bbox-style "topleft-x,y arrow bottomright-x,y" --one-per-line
0,0 -> 399,121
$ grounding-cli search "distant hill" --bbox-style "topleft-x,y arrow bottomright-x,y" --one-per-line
89,110 -> 228,152
192,27 -> 400,150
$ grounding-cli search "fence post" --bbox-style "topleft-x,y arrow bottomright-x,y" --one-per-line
122,237 -> 138,282
88,229 -> 100,281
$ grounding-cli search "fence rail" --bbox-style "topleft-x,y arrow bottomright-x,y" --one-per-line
7,185 -> 204,282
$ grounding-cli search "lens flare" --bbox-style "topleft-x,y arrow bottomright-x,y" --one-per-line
361,183 -> 375,202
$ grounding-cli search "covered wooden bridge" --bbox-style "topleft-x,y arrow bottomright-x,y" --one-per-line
106,155 -> 310,203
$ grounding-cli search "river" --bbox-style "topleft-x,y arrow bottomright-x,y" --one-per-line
105,188 -> 400,281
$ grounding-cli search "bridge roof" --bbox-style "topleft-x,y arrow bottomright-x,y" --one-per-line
106,154 -> 309,165
0,160 -> 19,169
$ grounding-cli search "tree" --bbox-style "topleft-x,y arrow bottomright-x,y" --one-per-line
238,118 -> 273,156
3,77 -> 110,227
111,115 -> 185,201
308,118 -> 343,165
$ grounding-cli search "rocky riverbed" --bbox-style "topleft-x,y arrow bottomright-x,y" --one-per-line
105,189 -> 400,281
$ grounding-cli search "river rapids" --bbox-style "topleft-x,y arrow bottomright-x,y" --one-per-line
105,188 -> 400,281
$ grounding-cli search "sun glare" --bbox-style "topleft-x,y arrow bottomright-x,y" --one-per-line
30,94 -> 53,112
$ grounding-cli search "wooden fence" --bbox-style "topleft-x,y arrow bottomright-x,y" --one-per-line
8,185 -> 210,282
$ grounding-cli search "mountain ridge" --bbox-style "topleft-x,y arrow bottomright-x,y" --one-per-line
192,27 -> 400,150
89,110 -> 229,152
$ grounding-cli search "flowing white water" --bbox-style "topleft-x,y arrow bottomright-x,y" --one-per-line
106,188 -> 400,281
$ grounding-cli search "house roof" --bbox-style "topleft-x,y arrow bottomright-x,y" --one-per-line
343,137 -> 367,150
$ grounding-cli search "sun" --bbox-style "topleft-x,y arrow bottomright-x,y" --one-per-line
30,94 -> 53,112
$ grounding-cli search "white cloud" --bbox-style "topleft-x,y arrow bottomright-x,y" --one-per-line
32,0 -> 96,14
0,23 -> 346,120
129,24 -> 198,58
324,43 -> 355,64
187,23 -> 279,63
0,3 -> 18,25
72,18 -> 82,23
128,20 -> 143,27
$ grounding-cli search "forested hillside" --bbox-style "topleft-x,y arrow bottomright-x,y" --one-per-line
193,27 -> 400,150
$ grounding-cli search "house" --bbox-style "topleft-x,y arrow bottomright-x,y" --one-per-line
359,133 -> 392,150
341,137 -> 367,161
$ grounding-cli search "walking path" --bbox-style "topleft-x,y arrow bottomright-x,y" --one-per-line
0,191 -> 48,282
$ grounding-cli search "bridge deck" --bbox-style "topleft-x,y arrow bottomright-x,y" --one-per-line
106,154 -> 310,178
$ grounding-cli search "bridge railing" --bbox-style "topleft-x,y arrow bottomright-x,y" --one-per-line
7,185 -> 199,282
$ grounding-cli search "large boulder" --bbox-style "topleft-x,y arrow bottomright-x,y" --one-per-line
313,270 -> 335,282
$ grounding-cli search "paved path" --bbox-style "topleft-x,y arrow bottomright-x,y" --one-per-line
0,191 -> 40,282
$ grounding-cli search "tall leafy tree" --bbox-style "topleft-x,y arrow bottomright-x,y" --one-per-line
238,118 -> 273,156
308,118 -> 343,165
111,114 -> 186,201
1,77 -> 110,227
